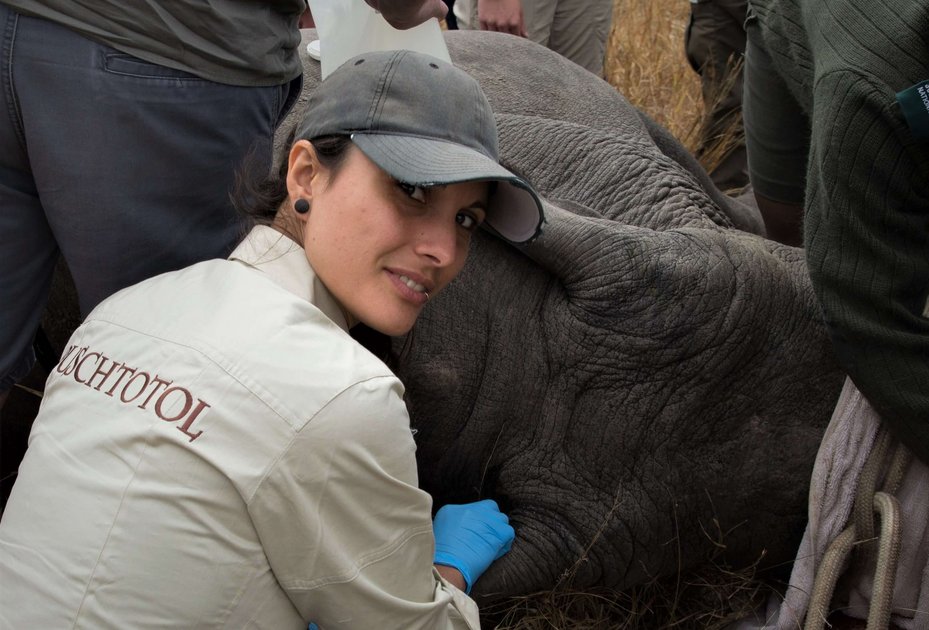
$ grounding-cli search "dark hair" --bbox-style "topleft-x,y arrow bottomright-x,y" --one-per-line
231,133 -> 353,225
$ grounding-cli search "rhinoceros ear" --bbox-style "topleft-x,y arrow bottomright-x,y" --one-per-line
520,200 -> 650,291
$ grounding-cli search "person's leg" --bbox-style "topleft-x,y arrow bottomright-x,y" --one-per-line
543,0 -> 613,76
0,4 -> 59,399
452,0 -> 478,30
743,14 -> 807,246
522,0 -> 558,50
685,0 -> 748,192
685,0 -> 747,88
12,12 -> 299,318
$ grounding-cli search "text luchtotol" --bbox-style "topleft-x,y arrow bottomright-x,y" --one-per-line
55,344 -> 210,442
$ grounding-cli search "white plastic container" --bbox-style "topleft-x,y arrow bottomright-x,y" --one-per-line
307,0 -> 451,78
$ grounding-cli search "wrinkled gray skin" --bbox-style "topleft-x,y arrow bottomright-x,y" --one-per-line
283,31 -> 844,603
35,31 -> 842,605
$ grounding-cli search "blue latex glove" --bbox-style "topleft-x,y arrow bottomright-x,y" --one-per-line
308,624 -> 318,630
432,499 -> 515,593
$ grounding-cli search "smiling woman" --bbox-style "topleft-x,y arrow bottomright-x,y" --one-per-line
0,50 -> 543,629
233,50 -> 543,338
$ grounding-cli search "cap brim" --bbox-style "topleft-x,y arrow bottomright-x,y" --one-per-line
351,133 -> 544,244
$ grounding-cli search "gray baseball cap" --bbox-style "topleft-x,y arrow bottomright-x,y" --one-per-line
295,49 -> 544,244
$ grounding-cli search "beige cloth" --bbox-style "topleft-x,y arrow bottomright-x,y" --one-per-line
0,226 -> 479,629
776,377 -> 929,629
453,0 -> 613,75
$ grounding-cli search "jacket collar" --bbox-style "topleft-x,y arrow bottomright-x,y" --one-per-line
229,225 -> 349,332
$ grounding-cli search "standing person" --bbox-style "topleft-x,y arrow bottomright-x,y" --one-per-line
451,0 -> 613,76
743,0 -> 929,627
0,0 -> 304,414
0,0 -> 450,416
0,49 -> 539,628
684,0 -> 749,193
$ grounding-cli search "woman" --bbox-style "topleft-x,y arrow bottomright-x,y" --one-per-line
0,50 -> 544,629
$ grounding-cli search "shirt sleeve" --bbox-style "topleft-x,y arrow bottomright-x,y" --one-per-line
246,375 -> 480,630
805,68 -> 929,462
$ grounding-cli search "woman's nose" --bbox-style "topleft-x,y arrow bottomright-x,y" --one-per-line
414,213 -> 459,267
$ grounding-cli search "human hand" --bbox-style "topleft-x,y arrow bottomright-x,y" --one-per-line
477,0 -> 526,37
432,499 -> 515,593
364,0 -> 448,30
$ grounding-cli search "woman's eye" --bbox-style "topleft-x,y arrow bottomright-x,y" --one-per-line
398,182 -> 426,203
456,212 -> 481,231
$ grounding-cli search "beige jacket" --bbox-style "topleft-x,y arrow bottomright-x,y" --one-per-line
0,226 -> 479,629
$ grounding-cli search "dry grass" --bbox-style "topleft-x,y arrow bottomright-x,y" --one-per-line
485,508 -> 778,629
604,0 -> 744,179
603,0 -> 703,152
485,562 -> 775,630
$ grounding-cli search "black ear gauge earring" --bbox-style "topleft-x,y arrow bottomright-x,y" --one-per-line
294,198 -> 310,214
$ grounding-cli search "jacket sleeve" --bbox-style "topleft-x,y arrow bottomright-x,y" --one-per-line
805,68 -> 929,462
246,375 -> 480,630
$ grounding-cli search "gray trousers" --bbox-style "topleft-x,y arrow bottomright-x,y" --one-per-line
0,4 -> 299,388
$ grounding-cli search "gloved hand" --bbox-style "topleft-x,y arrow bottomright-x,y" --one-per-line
432,499 -> 515,593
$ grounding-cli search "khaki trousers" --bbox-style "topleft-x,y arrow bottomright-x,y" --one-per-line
453,0 -> 613,75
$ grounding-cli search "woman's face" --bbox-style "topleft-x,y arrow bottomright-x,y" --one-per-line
298,143 -> 489,336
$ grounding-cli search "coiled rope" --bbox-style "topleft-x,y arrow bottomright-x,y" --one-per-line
803,428 -> 911,630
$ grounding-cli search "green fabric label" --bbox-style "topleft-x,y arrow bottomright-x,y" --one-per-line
897,79 -> 929,141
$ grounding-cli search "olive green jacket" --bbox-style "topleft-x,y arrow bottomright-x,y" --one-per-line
750,0 -> 929,461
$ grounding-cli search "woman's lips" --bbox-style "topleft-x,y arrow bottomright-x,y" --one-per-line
387,269 -> 431,304
397,274 -> 427,293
